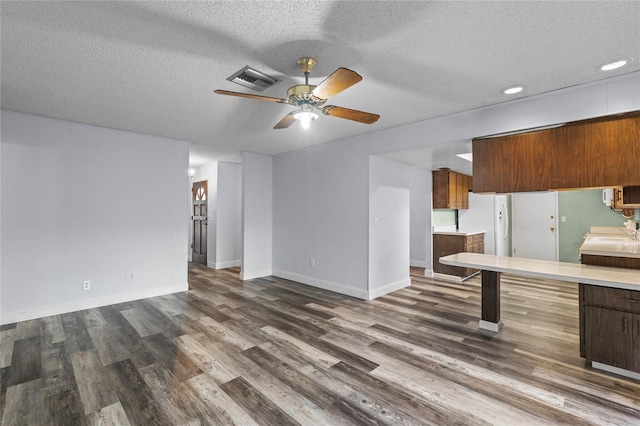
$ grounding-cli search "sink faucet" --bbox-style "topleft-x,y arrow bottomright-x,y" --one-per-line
623,221 -> 638,241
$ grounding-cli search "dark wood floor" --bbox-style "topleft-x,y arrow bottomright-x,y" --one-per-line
2,264 -> 640,425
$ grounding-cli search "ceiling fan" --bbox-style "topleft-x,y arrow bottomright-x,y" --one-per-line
215,57 -> 380,129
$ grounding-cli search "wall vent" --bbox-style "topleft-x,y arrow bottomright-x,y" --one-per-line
226,66 -> 278,92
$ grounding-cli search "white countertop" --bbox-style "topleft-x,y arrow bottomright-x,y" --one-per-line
579,227 -> 640,259
433,230 -> 485,236
440,253 -> 640,291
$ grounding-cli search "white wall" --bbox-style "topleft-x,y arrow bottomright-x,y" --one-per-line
368,156 -> 411,298
241,152 -> 272,280
272,72 -> 640,298
273,144 -> 370,298
409,167 -> 429,268
215,162 -> 242,269
1,110 -> 189,324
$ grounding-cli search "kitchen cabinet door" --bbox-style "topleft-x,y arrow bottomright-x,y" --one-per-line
473,130 -> 557,193
585,306 -> 635,371
635,318 -> 640,372
459,173 -> 469,209
432,170 -> 451,209
558,113 -> 640,188
449,172 -> 459,208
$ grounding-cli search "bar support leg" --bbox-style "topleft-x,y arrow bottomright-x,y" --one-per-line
479,270 -> 503,332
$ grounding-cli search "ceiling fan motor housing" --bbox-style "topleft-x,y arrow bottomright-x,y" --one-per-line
287,84 -> 325,106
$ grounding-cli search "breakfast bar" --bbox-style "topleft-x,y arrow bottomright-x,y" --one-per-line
440,251 -> 640,379
440,252 -> 640,330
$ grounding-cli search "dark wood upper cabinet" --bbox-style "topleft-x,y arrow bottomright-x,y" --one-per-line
432,169 -> 472,209
472,111 -> 640,193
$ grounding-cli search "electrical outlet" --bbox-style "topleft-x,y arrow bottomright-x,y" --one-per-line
421,247 -> 426,254
82,281 -> 90,290
125,273 -> 134,283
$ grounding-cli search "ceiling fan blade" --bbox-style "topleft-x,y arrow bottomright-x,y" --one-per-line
214,89 -> 288,103
311,68 -> 362,99
322,106 -> 380,124
274,112 -> 297,129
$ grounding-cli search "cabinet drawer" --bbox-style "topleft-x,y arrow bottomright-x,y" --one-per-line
583,285 -> 640,313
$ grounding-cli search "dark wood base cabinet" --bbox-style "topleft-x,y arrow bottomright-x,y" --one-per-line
433,233 -> 484,279
581,285 -> 640,372
579,253 -> 640,374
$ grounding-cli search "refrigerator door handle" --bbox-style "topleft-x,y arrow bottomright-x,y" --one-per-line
500,202 -> 509,240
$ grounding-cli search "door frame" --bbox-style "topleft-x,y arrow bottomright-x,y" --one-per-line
191,180 -> 208,265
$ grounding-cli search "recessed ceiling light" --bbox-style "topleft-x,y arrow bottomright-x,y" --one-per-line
456,153 -> 473,162
599,58 -> 633,71
502,85 -> 524,95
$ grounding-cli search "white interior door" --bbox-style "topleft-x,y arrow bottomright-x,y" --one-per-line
512,192 -> 558,261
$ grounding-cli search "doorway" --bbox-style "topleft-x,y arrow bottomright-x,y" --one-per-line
512,192 -> 558,261
192,180 -> 208,265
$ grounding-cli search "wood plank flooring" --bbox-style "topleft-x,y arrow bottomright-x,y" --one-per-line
2,264 -> 640,425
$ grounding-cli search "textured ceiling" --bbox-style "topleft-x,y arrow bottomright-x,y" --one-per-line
2,1 -> 639,168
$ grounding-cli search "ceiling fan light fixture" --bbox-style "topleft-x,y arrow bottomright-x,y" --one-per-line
294,111 -> 319,129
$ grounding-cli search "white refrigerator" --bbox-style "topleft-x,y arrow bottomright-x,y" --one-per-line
458,193 -> 509,256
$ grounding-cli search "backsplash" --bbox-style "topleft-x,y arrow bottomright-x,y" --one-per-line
432,209 -> 457,227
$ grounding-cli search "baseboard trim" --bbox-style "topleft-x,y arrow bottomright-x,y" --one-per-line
410,260 -> 427,268
479,319 -> 503,333
368,277 -> 411,300
240,269 -> 273,281
208,260 -> 241,270
0,283 -> 188,325
592,362 -> 640,381
272,269 -> 369,300
424,269 -> 434,278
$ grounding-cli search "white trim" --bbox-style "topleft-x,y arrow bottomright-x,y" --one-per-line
240,269 -> 273,281
272,269 -> 369,300
368,277 -> 411,300
0,283 -> 188,325
424,269 -> 434,278
592,362 -> 640,381
410,260 -> 427,268
208,260 -> 241,270
479,320 -> 503,333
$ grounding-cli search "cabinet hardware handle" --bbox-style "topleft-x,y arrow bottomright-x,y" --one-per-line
623,317 -> 628,332
621,299 -> 640,303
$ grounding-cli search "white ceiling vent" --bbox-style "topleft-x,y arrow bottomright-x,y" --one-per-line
226,66 -> 278,92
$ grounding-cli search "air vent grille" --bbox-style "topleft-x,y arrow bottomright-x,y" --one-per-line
227,66 -> 278,92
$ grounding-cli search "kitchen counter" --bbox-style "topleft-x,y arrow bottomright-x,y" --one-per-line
440,253 -> 640,290
579,227 -> 640,259
432,229 -> 485,236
